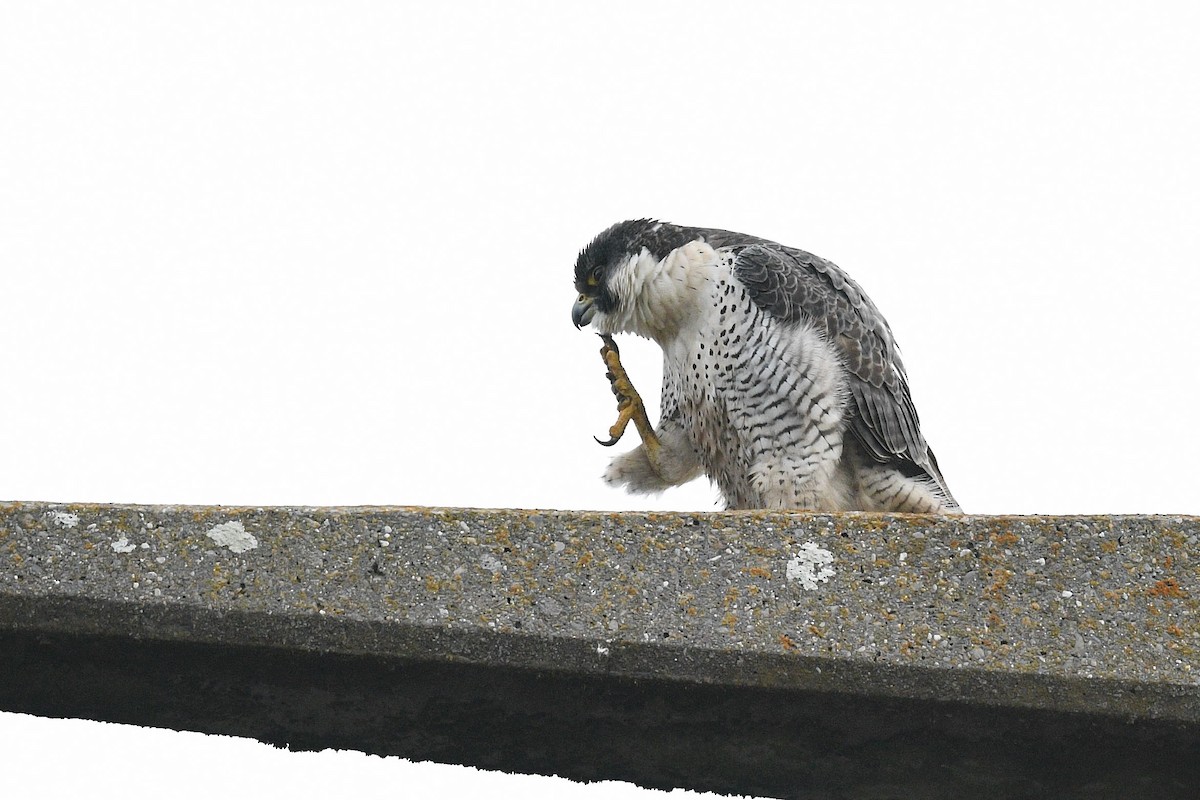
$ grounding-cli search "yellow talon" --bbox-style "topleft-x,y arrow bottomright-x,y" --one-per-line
594,334 -> 661,453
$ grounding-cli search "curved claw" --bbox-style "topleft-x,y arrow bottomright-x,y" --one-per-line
591,332 -> 643,448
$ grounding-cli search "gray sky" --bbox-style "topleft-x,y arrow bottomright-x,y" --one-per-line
2,1 -> 1198,797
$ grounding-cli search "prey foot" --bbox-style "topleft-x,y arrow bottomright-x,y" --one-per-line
594,334 -> 661,456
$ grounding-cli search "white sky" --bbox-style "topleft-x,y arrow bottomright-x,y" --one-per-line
2,2 -> 1197,797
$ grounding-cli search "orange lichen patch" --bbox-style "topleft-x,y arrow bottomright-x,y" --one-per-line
508,584 -> 526,595
424,576 -> 441,592
808,625 -> 824,638
1049,542 -> 1063,557
493,526 -> 511,545
990,530 -> 1020,546
779,633 -> 797,650
677,593 -> 698,615
1163,555 -> 1174,569
744,566 -> 772,579
575,551 -> 594,569
1167,624 -> 1185,637
723,586 -> 740,608
1100,540 -> 1118,554
625,586 -> 638,596
1148,578 -> 1186,598
985,568 -> 1014,601
613,541 -> 626,554
854,516 -> 892,533
721,612 -> 738,630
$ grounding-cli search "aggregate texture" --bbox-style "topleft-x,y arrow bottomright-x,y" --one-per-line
2,502 -> 1198,798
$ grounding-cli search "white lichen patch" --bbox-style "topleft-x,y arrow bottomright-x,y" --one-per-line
50,511 -> 80,528
786,542 -> 835,590
111,536 -> 137,554
205,521 -> 258,553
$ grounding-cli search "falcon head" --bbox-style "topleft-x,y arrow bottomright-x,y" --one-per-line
571,219 -> 705,339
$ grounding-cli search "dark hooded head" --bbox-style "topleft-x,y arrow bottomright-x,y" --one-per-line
571,220 -> 700,328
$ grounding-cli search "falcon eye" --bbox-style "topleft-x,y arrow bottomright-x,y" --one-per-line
586,271 -> 600,287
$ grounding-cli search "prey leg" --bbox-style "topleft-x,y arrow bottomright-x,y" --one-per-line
594,334 -> 662,462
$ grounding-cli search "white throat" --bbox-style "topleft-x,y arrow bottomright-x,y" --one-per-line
596,241 -> 719,344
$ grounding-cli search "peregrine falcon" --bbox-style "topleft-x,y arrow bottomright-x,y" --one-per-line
571,219 -> 961,513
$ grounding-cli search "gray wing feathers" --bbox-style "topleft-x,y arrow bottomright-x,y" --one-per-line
731,243 -> 955,501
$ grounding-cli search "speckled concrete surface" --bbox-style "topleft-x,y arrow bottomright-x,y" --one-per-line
2,502 -> 1196,723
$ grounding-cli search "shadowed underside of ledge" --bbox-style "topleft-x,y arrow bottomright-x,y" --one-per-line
2,502 -> 1198,798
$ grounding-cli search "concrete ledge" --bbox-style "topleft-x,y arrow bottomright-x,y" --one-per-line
2,502 -> 1198,798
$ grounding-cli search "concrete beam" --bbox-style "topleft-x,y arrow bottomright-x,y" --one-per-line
2,502 -> 1198,798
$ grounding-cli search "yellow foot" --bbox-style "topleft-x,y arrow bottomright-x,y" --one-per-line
594,334 -> 661,454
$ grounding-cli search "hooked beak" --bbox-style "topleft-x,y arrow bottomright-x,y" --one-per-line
571,294 -> 596,329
